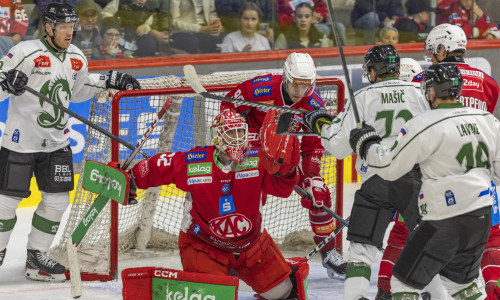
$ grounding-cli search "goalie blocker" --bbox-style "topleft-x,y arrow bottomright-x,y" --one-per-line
122,258 -> 309,300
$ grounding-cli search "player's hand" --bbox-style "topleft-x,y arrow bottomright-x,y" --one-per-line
349,122 -> 381,160
0,69 -> 28,96
300,177 -> 326,213
106,70 -> 141,90
303,107 -> 333,135
107,161 -> 138,205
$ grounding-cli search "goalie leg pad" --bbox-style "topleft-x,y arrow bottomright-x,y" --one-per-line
178,231 -> 230,275
0,147 -> 34,198
346,187 -> 394,248
284,257 -> 309,300
34,146 -> 74,193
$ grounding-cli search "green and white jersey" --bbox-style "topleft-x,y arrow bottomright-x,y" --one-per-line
0,38 -> 107,153
366,103 -> 500,221
321,78 -> 429,182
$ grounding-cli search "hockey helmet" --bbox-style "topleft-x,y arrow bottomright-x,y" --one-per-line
424,24 -> 467,62
421,63 -> 463,102
211,110 -> 248,163
363,45 -> 400,84
283,52 -> 316,98
44,3 -> 81,32
399,58 -> 423,82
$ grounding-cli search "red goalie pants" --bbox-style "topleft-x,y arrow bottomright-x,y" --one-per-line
178,230 -> 292,294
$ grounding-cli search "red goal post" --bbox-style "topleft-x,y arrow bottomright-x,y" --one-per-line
49,74 -> 345,282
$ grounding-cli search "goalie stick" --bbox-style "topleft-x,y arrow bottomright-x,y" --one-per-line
67,98 -> 173,298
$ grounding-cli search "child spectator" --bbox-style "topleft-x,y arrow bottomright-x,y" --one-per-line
394,0 -> 433,43
437,0 -> 500,39
377,26 -> 399,45
74,0 -> 103,60
221,2 -> 270,52
92,17 -> 130,59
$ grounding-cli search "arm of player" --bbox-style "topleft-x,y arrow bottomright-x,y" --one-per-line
0,43 -> 30,100
130,152 -> 178,190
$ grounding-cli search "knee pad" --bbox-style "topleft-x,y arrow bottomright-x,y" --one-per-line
37,192 -> 70,221
348,241 -> 380,267
0,194 -> 21,220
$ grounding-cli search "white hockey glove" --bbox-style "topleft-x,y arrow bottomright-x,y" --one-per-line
1,69 -> 28,96
106,70 -> 141,90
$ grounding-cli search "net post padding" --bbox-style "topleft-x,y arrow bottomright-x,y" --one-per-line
49,73 -> 345,281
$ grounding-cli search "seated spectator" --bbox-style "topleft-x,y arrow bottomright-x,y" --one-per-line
92,17 -> 130,59
170,0 -> 224,54
394,0 -> 433,43
74,0 -> 103,60
275,2 -> 333,49
437,0 -> 500,39
351,0 -> 403,45
377,26 -> 399,45
0,0 -> 28,46
101,0 -> 167,57
221,2 -> 270,52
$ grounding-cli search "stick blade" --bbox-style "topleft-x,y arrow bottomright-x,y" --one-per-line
67,240 -> 82,298
183,65 -> 207,94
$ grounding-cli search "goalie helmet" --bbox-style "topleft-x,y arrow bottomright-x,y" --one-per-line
211,110 -> 248,163
283,52 -> 316,98
424,24 -> 467,62
399,58 -> 422,82
44,3 -> 81,32
421,63 -> 462,104
363,45 -> 400,84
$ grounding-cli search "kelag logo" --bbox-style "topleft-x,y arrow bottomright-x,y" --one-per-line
236,157 -> 259,171
253,86 -> 272,97
252,76 -> 271,84
187,162 -> 212,176
186,151 -> 207,162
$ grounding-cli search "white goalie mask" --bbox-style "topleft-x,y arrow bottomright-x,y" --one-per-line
211,110 -> 249,163
424,23 -> 467,62
283,52 -> 317,100
399,58 -> 423,82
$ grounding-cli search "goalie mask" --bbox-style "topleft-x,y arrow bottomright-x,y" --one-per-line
421,63 -> 463,108
283,52 -> 316,102
211,110 -> 249,163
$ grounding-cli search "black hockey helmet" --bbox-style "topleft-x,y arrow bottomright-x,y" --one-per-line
421,63 -> 463,100
363,44 -> 400,83
43,3 -> 81,32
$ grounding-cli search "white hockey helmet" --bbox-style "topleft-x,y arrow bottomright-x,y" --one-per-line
399,58 -> 423,82
283,52 -> 316,97
424,23 -> 467,62
211,109 -> 248,163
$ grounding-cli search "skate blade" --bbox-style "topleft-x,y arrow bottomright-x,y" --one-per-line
25,268 -> 66,282
326,269 -> 346,280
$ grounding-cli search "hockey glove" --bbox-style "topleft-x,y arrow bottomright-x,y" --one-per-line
106,70 -> 141,90
107,161 -> 138,205
300,177 -> 327,213
349,122 -> 381,160
1,69 -> 28,96
302,107 -> 333,135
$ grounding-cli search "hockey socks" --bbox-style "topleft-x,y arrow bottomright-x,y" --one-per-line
343,261 -> 371,300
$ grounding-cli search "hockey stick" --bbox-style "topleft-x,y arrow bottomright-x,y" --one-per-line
23,86 -> 149,158
305,216 -> 350,261
325,1 -> 361,128
67,98 -> 173,298
294,186 -> 349,227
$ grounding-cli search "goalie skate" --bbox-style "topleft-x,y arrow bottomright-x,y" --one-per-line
321,249 -> 347,279
25,249 -> 66,282
0,248 -> 5,266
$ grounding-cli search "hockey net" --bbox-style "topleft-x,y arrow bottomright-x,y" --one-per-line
49,72 -> 345,281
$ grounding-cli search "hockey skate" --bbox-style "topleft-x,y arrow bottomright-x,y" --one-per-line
25,249 -> 66,282
0,248 -> 5,266
320,249 -> 347,279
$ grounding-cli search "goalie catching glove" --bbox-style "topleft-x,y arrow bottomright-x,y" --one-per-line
1,69 -> 28,96
300,177 -> 328,213
349,122 -> 381,160
107,161 -> 138,205
302,107 -> 333,135
259,110 -> 300,176
106,70 -> 141,90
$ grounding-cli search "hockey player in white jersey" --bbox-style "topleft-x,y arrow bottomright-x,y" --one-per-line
349,63 -> 497,300
302,44 -> 429,300
0,3 -> 140,282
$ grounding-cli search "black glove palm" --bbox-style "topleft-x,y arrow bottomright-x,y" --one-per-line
349,122 -> 381,160
1,69 -> 28,96
106,70 -> 141,90
302,107 -> 333,135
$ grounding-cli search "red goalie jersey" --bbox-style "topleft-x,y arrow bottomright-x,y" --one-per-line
0,0 -> 28,38
130,145 -> 299,253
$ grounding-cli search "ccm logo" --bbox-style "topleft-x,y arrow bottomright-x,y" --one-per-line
154,270 -> 178,278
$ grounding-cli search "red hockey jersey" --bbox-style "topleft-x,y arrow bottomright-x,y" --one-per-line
131,146 -> 299,252
222,74 -> 326,178
413,62 -> 499,113
0,0 -> 28,38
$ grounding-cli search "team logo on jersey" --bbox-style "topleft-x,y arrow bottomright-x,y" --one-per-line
222,184 -> 231,194
253,86 -> 272,97
235,170 -> 259,179
70,58 -> 83,71
187,176 -> 212,185
252,76 -> 271,84
12,129 -> 20,143
38,79 -> 71,130
186,151 -> 207,162
209,213 -> 252,238
307,98 -> 322,108
445,190 -> 456,206
187,162 -> 212,176
137,160 -> 150,177
33,55 -> 51,68
413,72 -> 424,82
219,195 -> 236,215
192,224 -> 201,235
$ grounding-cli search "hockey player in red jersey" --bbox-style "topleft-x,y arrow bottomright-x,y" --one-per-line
126,109 -> 307,299
376,23 -> 500,300
221,52 -> 348,278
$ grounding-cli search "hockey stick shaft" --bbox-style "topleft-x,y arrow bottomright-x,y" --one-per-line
24,86 -> 150,158
305,216 -> 350,261
325,1 -> 361,128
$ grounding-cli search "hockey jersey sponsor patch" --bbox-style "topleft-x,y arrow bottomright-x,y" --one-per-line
33,55 -> 50,68
307,97 -> 322,108
209,213 -> 252,238
186,151 -> 207,162
251,76 -> 271,84
253,86 -> 272,97
462,77 -> 484,92
70,58 -> 83,71
187,176 -> 212,185
192,224 -> 201,235
235,169 -> 259,179
219,195 -> 236,215
445,190 -> 456,206
235,157 -> 259,171
187,162 -> 212,176
243,148 -> 259,157
222,184 -> 231,194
